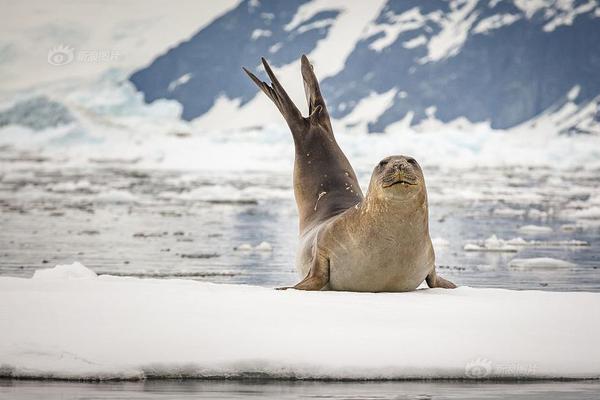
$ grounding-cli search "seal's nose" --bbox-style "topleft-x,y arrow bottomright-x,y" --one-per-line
392,160 -> 406,172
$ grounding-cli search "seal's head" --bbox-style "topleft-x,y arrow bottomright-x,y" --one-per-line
368,155 -> 425,201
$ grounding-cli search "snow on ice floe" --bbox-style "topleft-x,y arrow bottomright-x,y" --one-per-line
1,262 -> 599,381
509,257 -> 576,270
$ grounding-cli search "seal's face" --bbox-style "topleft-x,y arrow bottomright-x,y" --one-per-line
370,155 -> 424,199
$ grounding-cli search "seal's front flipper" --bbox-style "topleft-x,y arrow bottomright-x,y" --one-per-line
242,58 -> 304,133
279,254 -> 329,291
426,269 -> 457,289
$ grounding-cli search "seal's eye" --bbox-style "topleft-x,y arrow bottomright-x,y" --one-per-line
406,158 -> 417,165
378,160 -> 389,168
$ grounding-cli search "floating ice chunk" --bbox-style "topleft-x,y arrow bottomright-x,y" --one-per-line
464,235 -> 587,252
32,262 -> 97,280
463,235 -> 518,252
1,268 -> 600,380
509,257 -> 576,270
255,241 -> 273,252
234,242 -> 273,252
518,225 -> 553,235
565,206 -> 600,220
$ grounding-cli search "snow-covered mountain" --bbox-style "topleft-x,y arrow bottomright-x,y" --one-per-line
131,0 -> 600,134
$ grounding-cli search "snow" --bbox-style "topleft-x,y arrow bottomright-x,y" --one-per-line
472,13 -> 521,35
509,257 -> 576,270
341,89 -> 397,132
1,262 -> 599,381
421,0 -> 480,63
284,0 -> 387,78
402,35 -> 427,49
251,29 -> 272,40
513,0 -> 599,32
364,7 -> 428,52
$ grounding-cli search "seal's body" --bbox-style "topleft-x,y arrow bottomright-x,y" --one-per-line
244,56 -> 455,291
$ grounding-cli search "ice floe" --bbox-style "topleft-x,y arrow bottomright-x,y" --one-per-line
464,235 -> 589,252
509,257 -> 576,270
518,225 -> 553,235
1,262 -> 599,380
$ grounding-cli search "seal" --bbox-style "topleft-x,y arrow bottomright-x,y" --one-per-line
243,55 -> 456,291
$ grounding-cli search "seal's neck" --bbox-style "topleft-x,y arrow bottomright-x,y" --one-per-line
361,187 -> 430,234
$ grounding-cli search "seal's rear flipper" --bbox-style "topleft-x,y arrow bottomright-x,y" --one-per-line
426,269 -> 457,289
242,58 -> 304,132
300,54 -> 332,131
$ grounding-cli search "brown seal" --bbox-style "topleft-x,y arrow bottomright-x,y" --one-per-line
243,55 -> 456,291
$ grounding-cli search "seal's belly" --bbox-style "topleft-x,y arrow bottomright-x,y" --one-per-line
327,240 -> 433,292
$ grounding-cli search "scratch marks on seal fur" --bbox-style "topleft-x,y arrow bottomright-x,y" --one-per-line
314,191 -> 327,211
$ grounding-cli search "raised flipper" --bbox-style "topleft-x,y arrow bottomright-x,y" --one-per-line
426,268 -> 457,289
276,253 -> 329,291
300,54 -> 333,133
243,58 -> 304,136
243,55 -> 362,232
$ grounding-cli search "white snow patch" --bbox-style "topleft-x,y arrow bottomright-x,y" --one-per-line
402,35 -> 428,49
472,13 -> 521,35
509,257 -> 576,270
251,29 -> 272,40
542,0 -> 598,32
567,85 -> 581,101
341,89 -> 397,133
364,7 -> 428,52
421,0 -> 480,63
167,73 -> 192,92
285,0 -> 387,78
1,262 -> 599,380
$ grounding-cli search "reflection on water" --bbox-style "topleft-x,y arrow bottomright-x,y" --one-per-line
2,379 -> 600,400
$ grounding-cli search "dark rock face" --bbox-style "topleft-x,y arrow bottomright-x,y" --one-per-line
130,0 -> 600,132
0,96 -> 75,130
130,0 -> 339,120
